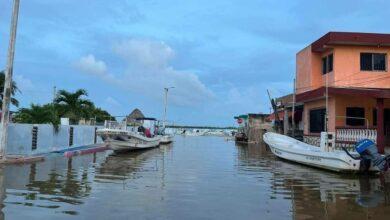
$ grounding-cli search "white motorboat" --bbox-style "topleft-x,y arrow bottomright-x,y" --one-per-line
263,132 -> 379,173
97,119 -> 161,153
159,134 -> 173,144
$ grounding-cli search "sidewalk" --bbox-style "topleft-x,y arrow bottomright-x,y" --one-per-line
0,155 -> 44,164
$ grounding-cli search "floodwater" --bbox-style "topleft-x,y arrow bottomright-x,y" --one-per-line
0,136 -> 390,220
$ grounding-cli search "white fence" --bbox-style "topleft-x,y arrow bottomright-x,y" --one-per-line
1,123 -> 103,156
336,128 -> 377,143
303,128 -> 377,151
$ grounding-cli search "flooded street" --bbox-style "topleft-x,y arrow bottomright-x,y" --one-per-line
1,136 -> 390,219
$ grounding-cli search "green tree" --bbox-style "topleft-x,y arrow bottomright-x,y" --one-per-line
0,70 -> 20,108
13,104 -> 60,130
54,89 -> 94,124
90,107 -> 115,123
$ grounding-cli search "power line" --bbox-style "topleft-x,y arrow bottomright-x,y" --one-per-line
295,71 -> 390,92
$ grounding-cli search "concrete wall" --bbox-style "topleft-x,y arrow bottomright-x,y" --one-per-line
0,123 -> 103,156
303,97 -> 336,135
333,45 -> 390,88
296,44 -> 390,95
296,45 -> 329,94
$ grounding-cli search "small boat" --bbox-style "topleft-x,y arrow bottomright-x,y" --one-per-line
159,134 -> 173,144
97,119 -> 161,153
185,129 -> 206,136
263,132 -> 381,173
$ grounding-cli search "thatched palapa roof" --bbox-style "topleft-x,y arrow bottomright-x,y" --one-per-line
127,108 -> 145,120
125,108 -> 145,126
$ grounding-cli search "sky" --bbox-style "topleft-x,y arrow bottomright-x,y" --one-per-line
0,0 -> 389,126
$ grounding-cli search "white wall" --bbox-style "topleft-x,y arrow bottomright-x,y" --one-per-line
0,123 -> 103,156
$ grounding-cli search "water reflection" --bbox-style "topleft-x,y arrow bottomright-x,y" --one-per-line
2,153 -> 108,218
236,142 -> 390,219
96,149 -> 160,182
0,138 -> 389,219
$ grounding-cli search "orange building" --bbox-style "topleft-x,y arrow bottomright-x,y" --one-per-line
296,32 -> 390,153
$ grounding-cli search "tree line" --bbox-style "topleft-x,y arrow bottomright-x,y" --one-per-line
0,71 -> 114,127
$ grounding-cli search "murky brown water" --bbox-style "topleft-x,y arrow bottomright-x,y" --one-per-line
0,136 -> 389,219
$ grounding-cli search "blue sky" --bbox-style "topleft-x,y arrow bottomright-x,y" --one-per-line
0,0 -> 389,126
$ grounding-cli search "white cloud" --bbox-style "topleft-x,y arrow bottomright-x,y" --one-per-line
74,54 -> 107,76
105,96 -> 121,107
113,39 -> 175,69
14,74 -> 35,91
75,39 -> 214,107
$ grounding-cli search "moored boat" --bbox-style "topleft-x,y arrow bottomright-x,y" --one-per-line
159,134 -> 173,144
263,132 -> 386,173
97,119 -> 161,153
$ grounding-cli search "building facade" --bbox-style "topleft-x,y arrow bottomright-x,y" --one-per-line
296,32 -> 390,153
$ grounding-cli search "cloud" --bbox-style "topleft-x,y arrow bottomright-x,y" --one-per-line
74,54 -> 107,76
105,96 -> 121,107
14,74 -> 35,91
76,39 -> 214,107
113,39 -> 175,69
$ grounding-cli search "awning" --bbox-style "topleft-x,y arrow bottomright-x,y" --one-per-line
234,115 -> 248,119
296,87 -> 390,103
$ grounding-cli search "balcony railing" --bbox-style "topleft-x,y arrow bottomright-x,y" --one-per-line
335,127 -> 377,151
104,120 -> 127,130
336,128 -> 377,142
303,128 -> 377,151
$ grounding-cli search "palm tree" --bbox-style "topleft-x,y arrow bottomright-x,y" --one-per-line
0,70 -> 20,108
54,89 -> 94,123
13,104 -> 60,130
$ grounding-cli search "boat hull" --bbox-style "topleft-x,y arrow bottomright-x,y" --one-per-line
263,132 -> 378,173
97,129 -> 160,153
106,139 -> 160,152
159,135 -> 173,144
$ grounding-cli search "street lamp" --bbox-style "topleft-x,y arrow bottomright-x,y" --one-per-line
163,87 -> 174,127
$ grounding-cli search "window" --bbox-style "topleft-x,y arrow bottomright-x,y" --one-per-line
322,53 -> 333,74
309,108 -> 326,133
346,107 -> 365,126
360,53 -> 386,71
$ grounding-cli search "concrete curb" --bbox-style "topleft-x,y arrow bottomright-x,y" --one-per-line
0,155 -> 45,164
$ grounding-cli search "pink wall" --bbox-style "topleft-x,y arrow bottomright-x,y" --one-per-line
296,46 -> 334,94
296,46 -> 312,94
302,97 -> 336,135
303,95 -> 390,134
333,45 -> 390,88
296,44 -> 390,94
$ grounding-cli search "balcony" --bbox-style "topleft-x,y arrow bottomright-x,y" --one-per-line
303,127 -> 377,151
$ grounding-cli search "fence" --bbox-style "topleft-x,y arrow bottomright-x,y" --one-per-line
303,128 -> 377,151
2,123 -> 103,156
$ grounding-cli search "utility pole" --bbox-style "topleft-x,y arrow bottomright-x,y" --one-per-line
52,86 -> 57,104
0,0 -> 20,160
267,89 -> 281,133
292,78 -> 296,138
163,87 -> 174,128
325,72 -> 329,132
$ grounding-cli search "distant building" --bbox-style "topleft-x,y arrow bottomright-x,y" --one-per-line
295,32 -> 390,152
268,94 -> 303,140
234,113 -> 271,143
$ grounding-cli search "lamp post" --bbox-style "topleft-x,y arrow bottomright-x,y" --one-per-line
0,0 -> 20,160
163,87 -> 174,128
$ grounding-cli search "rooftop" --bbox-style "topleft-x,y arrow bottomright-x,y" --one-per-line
311,32 -> 390,52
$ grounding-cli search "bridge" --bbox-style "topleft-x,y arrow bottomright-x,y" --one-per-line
166,125 -> 236,130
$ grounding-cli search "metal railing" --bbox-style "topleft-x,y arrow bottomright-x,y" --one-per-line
104,120 -> 127,130
336,128 -> 377,143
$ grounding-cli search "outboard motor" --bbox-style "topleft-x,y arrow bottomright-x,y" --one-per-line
355,139 -> 390,172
